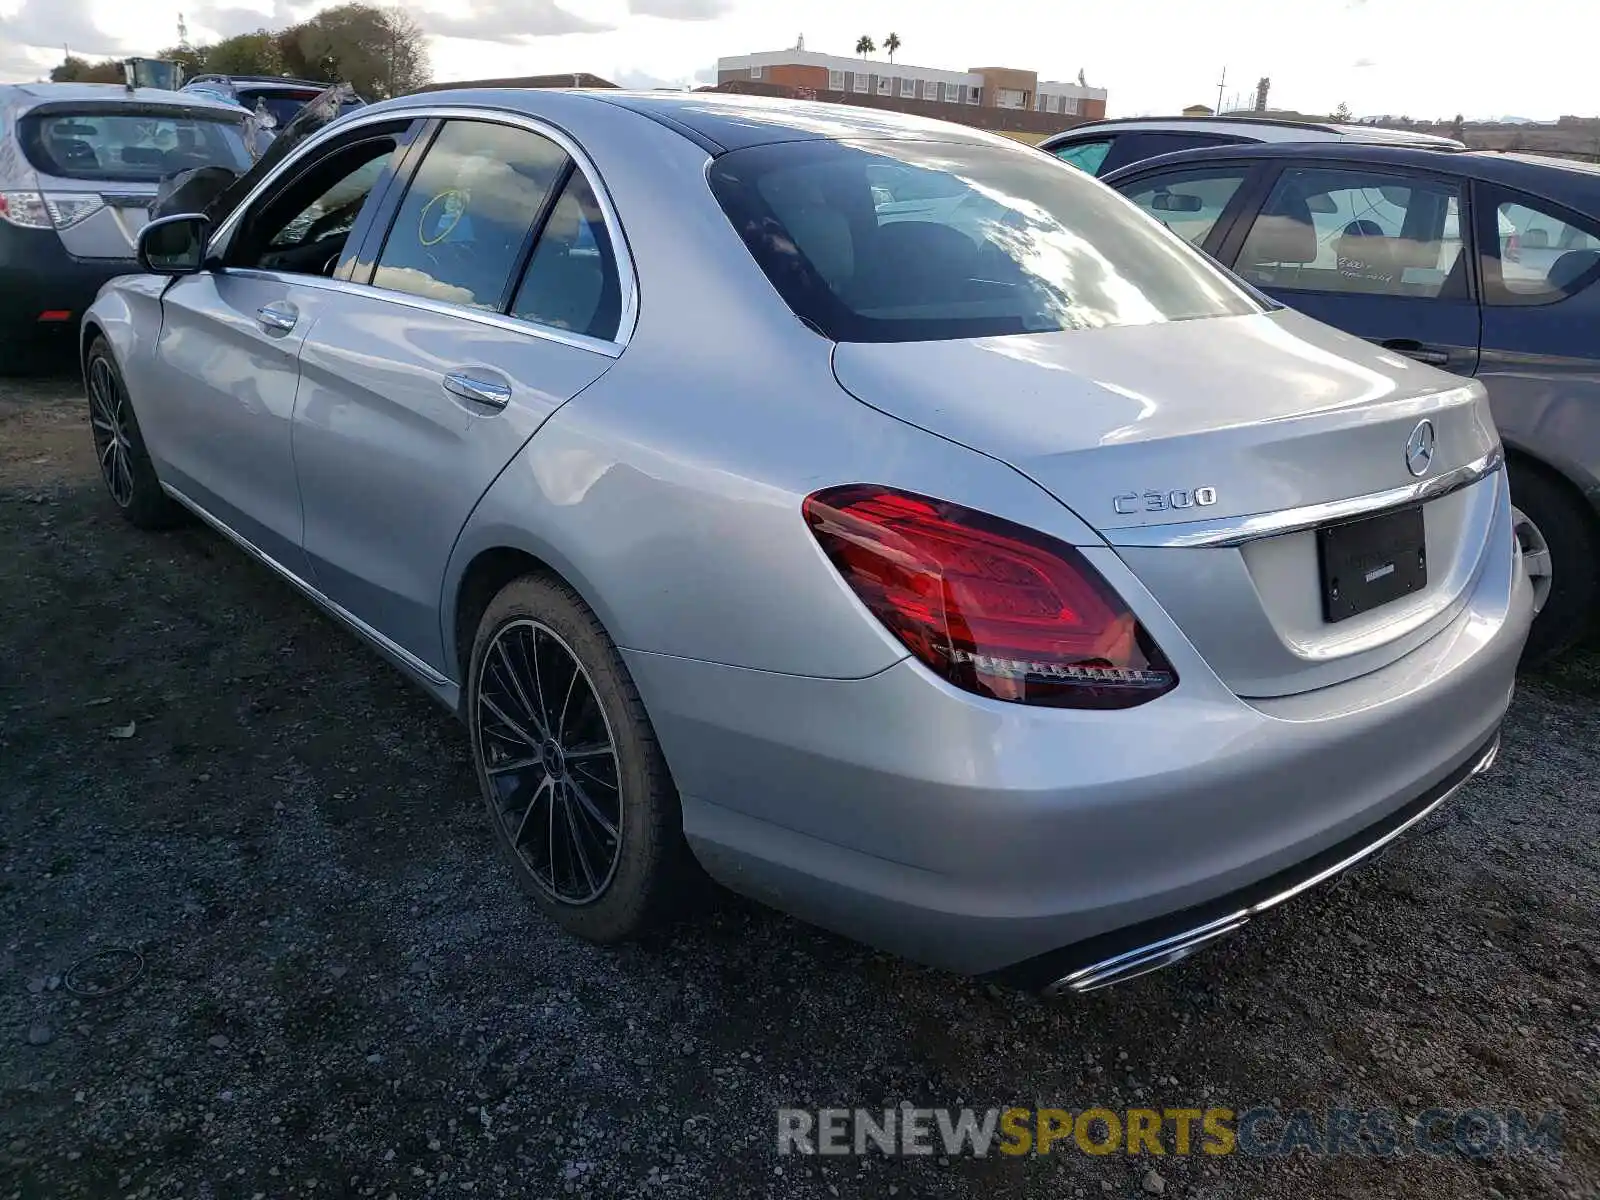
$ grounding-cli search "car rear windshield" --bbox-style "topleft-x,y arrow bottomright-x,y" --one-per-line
708,138 -> 1262,343
242,91 -> 363,129
20,107 -> 253,183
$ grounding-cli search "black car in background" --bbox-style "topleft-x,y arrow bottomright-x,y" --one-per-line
1105,143 -> 1600,661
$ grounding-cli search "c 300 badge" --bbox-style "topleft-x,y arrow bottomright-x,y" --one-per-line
1113,487 -> 1218,516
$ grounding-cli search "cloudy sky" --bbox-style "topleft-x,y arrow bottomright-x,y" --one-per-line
0,0 -> 1593,120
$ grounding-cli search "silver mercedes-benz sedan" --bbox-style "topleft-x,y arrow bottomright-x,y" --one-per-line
83,90 -> 1532,992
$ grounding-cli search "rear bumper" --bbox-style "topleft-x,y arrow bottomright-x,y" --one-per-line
624,475 -> 1532,981
0,222 -> 135,339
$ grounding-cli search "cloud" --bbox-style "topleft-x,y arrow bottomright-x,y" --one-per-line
190,1 -> 303,41
612,67 -> 689,90
1352,56 -> 1377,68
4,0 -> 132,58
420,0 -> 610,41
626,0 -> 732,19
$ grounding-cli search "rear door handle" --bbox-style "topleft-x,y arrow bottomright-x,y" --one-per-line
443,371 -> 511,410
256,303 -> 298,335
1380,339 -> 1450,367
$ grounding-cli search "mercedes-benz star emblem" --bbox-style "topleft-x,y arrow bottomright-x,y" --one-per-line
1405,419 -> 1437,478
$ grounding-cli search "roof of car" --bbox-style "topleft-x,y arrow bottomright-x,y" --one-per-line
1041,115 -> 1463,149
0,81 -> 249,118
1103,141 -> 1600,213
373,87 -> 1008,153
189,75 -> 336,91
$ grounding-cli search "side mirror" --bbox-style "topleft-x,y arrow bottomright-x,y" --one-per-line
138,213 -> 210,275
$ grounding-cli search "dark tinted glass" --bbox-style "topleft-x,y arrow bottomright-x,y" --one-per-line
21,109 -> 252,182
374,120 -> 569,311
709,138 -> 1260,343
509,172 -> 622,341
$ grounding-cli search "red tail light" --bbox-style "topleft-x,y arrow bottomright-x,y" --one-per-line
804,485 -> 1177,710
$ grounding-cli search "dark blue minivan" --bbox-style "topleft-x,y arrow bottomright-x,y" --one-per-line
1105,143 -> 1600,662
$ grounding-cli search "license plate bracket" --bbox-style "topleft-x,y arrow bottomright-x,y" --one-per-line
1317,505 -> 1427,623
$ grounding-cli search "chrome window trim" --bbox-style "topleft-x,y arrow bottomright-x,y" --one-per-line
1108,447 -> 1505,549
209,102 -> 639,349
161,482 -> 458,693
225,268 -> 623,358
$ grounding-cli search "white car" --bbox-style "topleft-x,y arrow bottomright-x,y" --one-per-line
1043,116 -> 1465,176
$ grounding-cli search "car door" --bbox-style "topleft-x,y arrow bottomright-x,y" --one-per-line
1215,161 -> 1482,375
290,115 -> 629,674
1472,183 -> 1600,481
142,117 -> 423,571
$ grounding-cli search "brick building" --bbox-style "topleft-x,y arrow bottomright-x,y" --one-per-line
714,49 -> 1107,126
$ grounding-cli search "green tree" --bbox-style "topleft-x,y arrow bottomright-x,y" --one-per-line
855,35 -> 875,58
202,30 -> 282,76
1449,112 -> 1465,141
1332,100 -> 1353,122
279,3 -> 430,98
884,32 -> 901,63
156,44 -> 210,81
50,55 -> 124,83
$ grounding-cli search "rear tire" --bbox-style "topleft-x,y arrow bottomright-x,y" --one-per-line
467,573 -> 690,943
85,338 -> 184,530
1508,460 -> 1597,665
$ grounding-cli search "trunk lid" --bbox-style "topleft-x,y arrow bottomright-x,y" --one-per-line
831,309 -> 1505,697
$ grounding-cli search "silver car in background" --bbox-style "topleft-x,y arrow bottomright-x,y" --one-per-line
0,82 -> 253,367
83,92 -> 1532,992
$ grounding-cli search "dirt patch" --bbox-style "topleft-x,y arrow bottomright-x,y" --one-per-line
1,374 -> 1597,1200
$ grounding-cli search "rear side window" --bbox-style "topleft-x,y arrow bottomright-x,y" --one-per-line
1235,167 -> 1465,299
20,108 -> 252,182
509,171 -> 622,341
1052,138 -> 1113,174
374,120 -> 569,311
1492,198 -> 1600,304
709,138 -> 1260,344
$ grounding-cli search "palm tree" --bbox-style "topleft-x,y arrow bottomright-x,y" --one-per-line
884,32 -> 901,63
855,35 -> 875,58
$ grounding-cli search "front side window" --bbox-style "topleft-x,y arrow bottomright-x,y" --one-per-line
373,120 -> 569,310
1122,170 -> 1249,248
1053,138 -> 1113,175
20,108 -> 252,182
1492,198 -> 1600,303
509,172 -> 622,341
709,137 -> 1260,344
233,137 -> 399,276
1236,167 -> 1465,299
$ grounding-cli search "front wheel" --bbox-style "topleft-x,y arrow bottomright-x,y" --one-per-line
467,573 -> 690,943
85,338 -> 183,529
1508,461 -> 1597,665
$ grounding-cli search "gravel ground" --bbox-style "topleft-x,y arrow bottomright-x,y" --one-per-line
2,370 -> 1597,1200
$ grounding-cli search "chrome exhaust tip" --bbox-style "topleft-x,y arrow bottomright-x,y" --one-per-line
1047,915 -> 1248,995
1044,732 -> 1503,996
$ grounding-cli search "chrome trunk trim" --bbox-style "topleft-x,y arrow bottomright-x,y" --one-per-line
1108,447 -> 1504,549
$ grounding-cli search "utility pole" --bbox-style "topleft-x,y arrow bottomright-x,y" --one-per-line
1215,65 -> 1226,114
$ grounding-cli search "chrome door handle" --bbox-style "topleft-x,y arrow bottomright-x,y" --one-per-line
256,304 -> 298,335
443,372 -> 511,410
